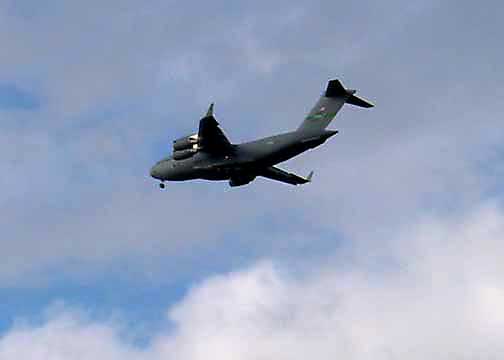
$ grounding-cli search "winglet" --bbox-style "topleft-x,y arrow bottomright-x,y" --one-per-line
205,103 -> 214,117
306,171 -> 314,183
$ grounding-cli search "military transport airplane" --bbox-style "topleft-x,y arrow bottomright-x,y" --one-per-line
150,79 -> 373,188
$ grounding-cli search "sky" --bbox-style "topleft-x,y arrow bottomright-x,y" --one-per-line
0,0 -> 503,358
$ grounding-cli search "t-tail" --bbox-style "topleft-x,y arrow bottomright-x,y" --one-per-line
297,79 -> 374,133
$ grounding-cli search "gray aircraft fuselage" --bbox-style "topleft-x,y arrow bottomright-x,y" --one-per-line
149,79 -> 373,187
150,129 -> 337,182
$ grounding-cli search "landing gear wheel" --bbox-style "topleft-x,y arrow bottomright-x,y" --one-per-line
159,183 -> 165,189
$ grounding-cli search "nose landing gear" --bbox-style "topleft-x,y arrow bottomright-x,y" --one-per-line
159,182 -> 165,189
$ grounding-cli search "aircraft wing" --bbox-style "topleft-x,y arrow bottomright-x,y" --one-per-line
198,103 -> 234,154
259,166 -> 313,186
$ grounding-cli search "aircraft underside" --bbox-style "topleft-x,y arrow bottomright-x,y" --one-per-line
150,79 -> 373,188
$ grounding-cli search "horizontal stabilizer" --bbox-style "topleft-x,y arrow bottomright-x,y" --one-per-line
297,78 -> 374,133
347,94 -> 374,108
325,79 -> 374,108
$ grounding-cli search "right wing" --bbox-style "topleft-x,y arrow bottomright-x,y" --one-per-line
259,166 -> 313,186
198,103 -> 234,154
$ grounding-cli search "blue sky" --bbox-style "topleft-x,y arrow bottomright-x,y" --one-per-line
0,0 -> 503,358
0,84 -> 40,110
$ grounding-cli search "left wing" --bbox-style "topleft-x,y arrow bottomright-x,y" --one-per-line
198,103 -> 234,154
259,166 -> 313,186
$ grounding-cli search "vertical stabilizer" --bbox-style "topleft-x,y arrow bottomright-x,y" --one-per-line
297,79 -> 374,133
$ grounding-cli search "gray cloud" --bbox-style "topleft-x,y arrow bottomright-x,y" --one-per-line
0,0 -> 503,285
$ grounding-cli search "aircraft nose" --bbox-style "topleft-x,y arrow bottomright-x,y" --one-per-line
150,164 -> 160,179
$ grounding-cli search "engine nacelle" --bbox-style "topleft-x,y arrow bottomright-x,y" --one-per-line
173,149 -> 197,161
229,174 -> 256,187
173,134 -> 199,151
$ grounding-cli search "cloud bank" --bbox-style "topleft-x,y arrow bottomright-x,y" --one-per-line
1,203 -> 503,359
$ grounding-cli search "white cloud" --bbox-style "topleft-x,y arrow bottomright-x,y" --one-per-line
0,2 -> 503,356
1,203 -> 503,359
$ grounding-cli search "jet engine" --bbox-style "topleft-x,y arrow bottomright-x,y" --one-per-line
172,134 -> 199,160
173,134 -> 199,151
229,174 -> 256,187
